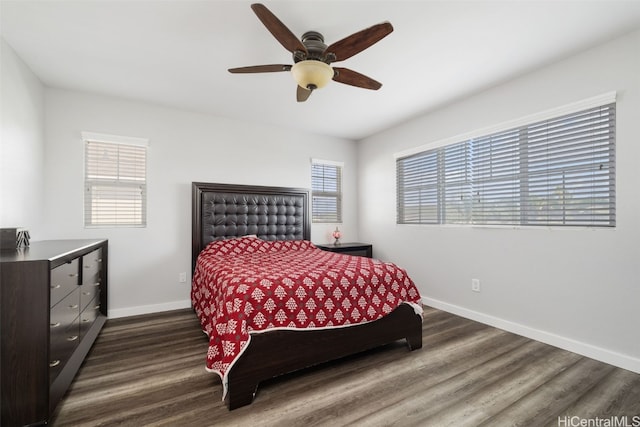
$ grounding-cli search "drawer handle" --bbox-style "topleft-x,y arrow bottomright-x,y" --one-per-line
69,273 -> 79,278
83,291 -> 92,296
93,282 -> 101,287
94,304 -> 101,310
97,258 -> 103,262
68,304 -> 79,309
50,322 -> 61,328
51,284 -> 61,289
49,360 -> 61,368
67,335 -> 79,342
82,318 -> 91,322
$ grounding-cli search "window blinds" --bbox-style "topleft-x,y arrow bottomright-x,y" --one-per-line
397,103 -> 616,227
311,161 -> 342,223
84,140 -> 147,227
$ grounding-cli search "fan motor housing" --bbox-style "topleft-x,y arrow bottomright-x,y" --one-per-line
294,31 -> 332,63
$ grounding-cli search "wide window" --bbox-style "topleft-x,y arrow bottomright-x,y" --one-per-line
83,132 -> 148,227
311,159 -> 343,223
397,100 -> 616,227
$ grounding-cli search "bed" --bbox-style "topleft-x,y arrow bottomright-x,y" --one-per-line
191,182 -> 423,410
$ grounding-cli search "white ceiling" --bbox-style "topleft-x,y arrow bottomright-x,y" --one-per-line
2,1 -> 640,140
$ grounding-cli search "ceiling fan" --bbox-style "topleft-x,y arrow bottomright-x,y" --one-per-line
228,3 -> 393,102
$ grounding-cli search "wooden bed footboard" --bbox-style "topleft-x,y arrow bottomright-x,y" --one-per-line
226,303 -> 423,410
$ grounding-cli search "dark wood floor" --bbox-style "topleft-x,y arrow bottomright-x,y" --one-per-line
50,307 -> 640,427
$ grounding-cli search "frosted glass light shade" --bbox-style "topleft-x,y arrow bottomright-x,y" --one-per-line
291,60 -> 333,89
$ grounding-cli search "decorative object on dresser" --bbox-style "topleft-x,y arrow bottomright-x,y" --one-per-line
315,242 -> 373,258
0,228 -> 18,249
192,182 -> 422,410
0,239 -> 108,427
16,228 -> 30,248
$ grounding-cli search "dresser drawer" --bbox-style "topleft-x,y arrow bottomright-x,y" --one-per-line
51,288 -> 80,333
79,298 -> 101,340
50,259 -> 79,306
79,279 -> 101,311
82,248 -> 103,283
49,293 -> 80,384
49,317 -> 80,383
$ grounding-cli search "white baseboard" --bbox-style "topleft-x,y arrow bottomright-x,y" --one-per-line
423,296 -> 640,375
108,299 -> 192,319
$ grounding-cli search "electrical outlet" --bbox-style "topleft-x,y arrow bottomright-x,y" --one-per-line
471,278 -> 481,292
179,272 -> 187,283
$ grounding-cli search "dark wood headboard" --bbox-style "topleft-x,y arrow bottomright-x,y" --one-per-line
191,182 -> 311,271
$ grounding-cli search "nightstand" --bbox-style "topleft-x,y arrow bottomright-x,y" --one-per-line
315,242 -> 373,258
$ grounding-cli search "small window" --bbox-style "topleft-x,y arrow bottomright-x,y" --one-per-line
311,159 -> 343,223
397,100 -> 616,227
83,132 -> 148,227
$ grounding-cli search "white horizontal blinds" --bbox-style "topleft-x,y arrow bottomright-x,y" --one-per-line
522,104 -> 615,226
311,162 -> 342,223
442,142 -> 473,224
472,128 -> 522,225
397,151 -> 439,224
396,102 -> 615,227
85,140 -> 147,227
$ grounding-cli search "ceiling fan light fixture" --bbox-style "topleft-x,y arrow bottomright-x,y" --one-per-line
291,60 -> 333,90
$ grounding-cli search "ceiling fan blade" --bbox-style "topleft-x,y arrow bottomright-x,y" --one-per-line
296,85 -> 312,102
324,22 -> 393,63
332,67 -> 382,90
251,3 -> 307,56
228,64 -> 292,73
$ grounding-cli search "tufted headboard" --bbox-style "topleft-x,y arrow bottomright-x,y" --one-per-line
192,182 -> 311,270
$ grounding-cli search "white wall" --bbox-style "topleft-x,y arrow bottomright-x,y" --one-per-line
43,89 -> 358,317
358,29 -> 640,373
0,38 -> 45,236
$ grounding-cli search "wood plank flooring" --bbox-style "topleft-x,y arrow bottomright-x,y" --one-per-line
50,307 -> 640,427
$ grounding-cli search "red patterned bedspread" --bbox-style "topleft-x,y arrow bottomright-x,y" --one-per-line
191,236 -> 422,395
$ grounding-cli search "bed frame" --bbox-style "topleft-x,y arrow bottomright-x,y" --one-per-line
192,182 -> 423,410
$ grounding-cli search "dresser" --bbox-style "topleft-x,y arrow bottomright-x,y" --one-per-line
315,242 -> 373,258
1,239 -> 108,427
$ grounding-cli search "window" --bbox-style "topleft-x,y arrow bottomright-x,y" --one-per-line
311,159 -> 343,223
397,99 -> 616,227
83,132 -> 148,227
